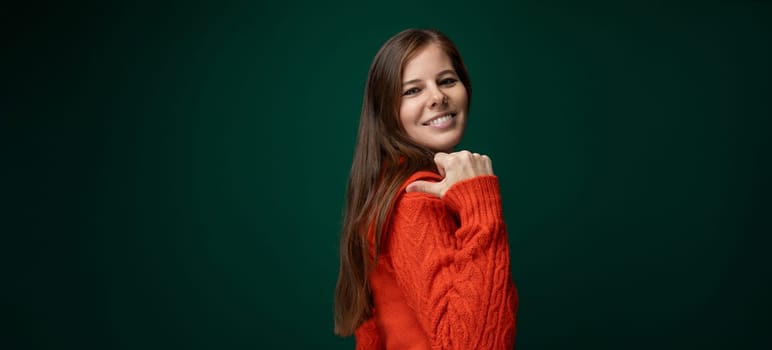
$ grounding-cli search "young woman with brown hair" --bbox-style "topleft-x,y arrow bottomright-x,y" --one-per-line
334,28 -> 518,349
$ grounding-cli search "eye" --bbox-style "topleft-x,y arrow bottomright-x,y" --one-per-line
440,78 -> 458,86
403,87 -> 420,96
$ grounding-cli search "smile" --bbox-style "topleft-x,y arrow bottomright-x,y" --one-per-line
423,113 -> 457,126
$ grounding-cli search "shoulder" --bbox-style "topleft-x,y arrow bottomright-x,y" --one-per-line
400,170 -> 442,189
389,171 -> 452,224
395,171 -> 444,204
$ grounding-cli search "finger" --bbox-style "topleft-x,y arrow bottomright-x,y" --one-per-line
434,152 -> 449,163
437,163 -> 446,178
456,150 -> 472,160
433,152 -> 449,177
481,154 -> 493,173
405,180 -> 443,197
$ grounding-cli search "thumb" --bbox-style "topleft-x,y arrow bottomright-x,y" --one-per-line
405,180 -> 443,197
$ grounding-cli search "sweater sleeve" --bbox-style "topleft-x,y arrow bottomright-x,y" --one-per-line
386,175 -> 517,349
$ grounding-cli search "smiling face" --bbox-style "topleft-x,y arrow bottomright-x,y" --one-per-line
399,43 -> 469,153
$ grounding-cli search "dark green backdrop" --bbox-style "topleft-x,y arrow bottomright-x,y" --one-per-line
4,0 -> 771,349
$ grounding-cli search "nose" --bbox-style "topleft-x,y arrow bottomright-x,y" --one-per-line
429,87 -> 448,108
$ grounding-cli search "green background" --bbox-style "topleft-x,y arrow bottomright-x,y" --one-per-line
4,0 -> 771,349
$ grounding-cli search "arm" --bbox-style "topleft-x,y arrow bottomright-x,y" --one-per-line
387,175 -> 517,349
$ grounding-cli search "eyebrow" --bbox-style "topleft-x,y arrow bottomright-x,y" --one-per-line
402,69 -> 457,86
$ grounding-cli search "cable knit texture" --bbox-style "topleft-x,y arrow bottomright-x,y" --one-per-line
355,171 -> 518,350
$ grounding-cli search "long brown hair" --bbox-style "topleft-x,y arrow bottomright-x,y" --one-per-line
333,28 -> 472,336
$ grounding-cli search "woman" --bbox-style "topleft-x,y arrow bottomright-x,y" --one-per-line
334,28 -> 518,349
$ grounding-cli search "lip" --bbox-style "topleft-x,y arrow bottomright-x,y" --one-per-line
422,111 -> 457,126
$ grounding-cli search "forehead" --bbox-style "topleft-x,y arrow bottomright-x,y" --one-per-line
402,44 -> 454,79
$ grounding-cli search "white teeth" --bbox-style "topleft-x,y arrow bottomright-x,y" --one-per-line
429,114 -> 453,126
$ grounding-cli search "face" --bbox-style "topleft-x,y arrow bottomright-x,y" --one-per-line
399,43 -> 468,153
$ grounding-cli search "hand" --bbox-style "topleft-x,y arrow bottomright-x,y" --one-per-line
406,150 -> 494,197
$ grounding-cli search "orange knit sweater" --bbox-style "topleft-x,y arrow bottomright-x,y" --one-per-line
355,171 -> 518,349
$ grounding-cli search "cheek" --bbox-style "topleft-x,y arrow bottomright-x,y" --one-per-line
398,107 -> 408,127
454,88 -> 469,109
399,100 -> 421,125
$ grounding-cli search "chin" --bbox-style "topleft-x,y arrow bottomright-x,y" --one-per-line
429,139 -> 462,153
412,129 -> 465,153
